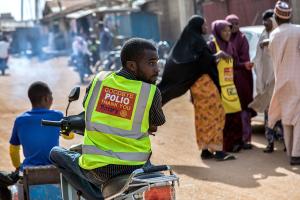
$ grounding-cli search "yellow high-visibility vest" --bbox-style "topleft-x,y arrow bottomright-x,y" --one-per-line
79,71 -> 156,169
214,39 -> 241,114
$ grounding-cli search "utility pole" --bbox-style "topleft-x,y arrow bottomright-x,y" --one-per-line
35,0 -> 40,21
21,0 -> 24,21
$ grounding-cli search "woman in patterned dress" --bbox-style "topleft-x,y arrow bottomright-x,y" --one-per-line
158,16 -> 235,161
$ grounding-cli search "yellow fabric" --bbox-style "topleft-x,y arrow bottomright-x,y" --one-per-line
9,144 -> 21,169
214,40 -> 241,114
61,132 -> 75,140
190,75 -> 225,151
79,72 -> 155,169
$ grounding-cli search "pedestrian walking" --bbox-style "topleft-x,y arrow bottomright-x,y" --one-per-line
226,14 -> 256,150
268,1 -> 300,165
208,20 -> 243,153
158,16 -> 235,160
0,35 -> 10,75
249,9 -> 283,153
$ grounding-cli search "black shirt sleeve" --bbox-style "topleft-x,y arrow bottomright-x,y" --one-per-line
149,88 -> 166,126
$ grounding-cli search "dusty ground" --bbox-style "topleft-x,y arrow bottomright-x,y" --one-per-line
1,57 -> 300,200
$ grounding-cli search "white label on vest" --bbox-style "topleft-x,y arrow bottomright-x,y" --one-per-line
96,86 -> 137,119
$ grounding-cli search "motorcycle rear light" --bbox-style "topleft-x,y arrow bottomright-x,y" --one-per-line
144,186 -> 175,200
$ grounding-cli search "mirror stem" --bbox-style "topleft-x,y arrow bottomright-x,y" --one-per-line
66,101 -> 71,116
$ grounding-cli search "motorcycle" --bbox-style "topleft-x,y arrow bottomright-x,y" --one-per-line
94,48 -> 122,73
69,53 -> 93,83
41,86 -> 179,200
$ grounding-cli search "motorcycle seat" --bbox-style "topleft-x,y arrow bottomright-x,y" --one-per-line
102,174 -> 130,198
102,172 -> 163,198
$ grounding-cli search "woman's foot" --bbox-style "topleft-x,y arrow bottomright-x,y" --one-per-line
263,143 -> 274,153
231,144 -> 242,153
290,157 -> 300,165
242,143 -> 253,150
201,149 -> 214,159
214,151 -> 236,161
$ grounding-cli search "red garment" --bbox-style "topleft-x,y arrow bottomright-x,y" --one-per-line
231,31 -> 255,113
223,112 -> 243,152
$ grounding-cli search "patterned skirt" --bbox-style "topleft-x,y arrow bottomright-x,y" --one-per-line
190,74 -> 225,151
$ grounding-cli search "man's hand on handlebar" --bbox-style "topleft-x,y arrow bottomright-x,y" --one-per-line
148,125 -> 157,136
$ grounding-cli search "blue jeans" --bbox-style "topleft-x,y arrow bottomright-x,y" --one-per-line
49,147 -> 103,200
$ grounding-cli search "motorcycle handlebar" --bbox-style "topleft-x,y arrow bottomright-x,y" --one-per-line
41,120 -> 62,127
142,165 -> 170,173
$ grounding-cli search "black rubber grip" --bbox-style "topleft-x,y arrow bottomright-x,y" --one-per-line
142,165 -> 169,173
41,120 -> 62,127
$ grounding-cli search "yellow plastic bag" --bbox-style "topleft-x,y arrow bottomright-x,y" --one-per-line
214,40 -> 241,114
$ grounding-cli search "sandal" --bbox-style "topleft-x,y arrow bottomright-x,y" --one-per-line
201,149 -> 214,159
214,151 -> 236,161
231,144 -> 242,153
243,143 -> 253,150
263,143 -> 274,153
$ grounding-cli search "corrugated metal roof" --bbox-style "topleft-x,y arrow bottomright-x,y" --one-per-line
42,0 -> 131,22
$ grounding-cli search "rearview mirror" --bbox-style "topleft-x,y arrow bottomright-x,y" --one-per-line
68,87 -> 80,102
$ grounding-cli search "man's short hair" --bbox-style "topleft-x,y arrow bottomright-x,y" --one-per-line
262,9 -> 274,21
28,81 -> 51,105
120,38 -> 157,67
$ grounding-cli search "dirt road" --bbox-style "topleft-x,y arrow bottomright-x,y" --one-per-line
1,57 -> 300,200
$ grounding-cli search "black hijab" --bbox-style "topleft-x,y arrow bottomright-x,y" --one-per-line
158,15 -> 219,105
170,15 -> 208,63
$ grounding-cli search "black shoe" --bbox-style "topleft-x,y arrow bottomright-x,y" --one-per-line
214,151 -> 236,161
201,149 -> 214,159
263,143 -> 274,153
243,143 -> 253,150
231,144 -> 242,153
290,157 -> 300,165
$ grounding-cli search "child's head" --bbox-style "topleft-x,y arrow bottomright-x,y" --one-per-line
28,81 -> 53,109
120,38 -> 159,84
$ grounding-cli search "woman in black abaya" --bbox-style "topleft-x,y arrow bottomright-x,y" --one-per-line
158,16 -> 235,161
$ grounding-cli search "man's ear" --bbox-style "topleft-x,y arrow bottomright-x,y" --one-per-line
42,95 -> 49,104
44,94 -> 52,104
126,61 -> 137,72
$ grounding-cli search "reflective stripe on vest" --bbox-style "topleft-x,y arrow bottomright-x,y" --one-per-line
85,75 -> 151,140
82,145 -> 150,162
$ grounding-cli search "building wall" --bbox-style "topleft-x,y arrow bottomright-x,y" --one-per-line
202,0 -> 277,32
291,0 -> 300,23
144,0 -> 300,42
153,0 -> 195,42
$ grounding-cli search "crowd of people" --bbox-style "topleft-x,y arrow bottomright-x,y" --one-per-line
70,22 -> 114,83
159,0 -> 300,165
1,0 -> 300,199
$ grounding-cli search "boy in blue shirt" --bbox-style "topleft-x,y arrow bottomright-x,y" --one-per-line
9,81 -> 73,171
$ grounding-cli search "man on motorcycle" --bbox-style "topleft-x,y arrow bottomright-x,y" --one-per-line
50,38 -> 165,200
9,81 -> 73,172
